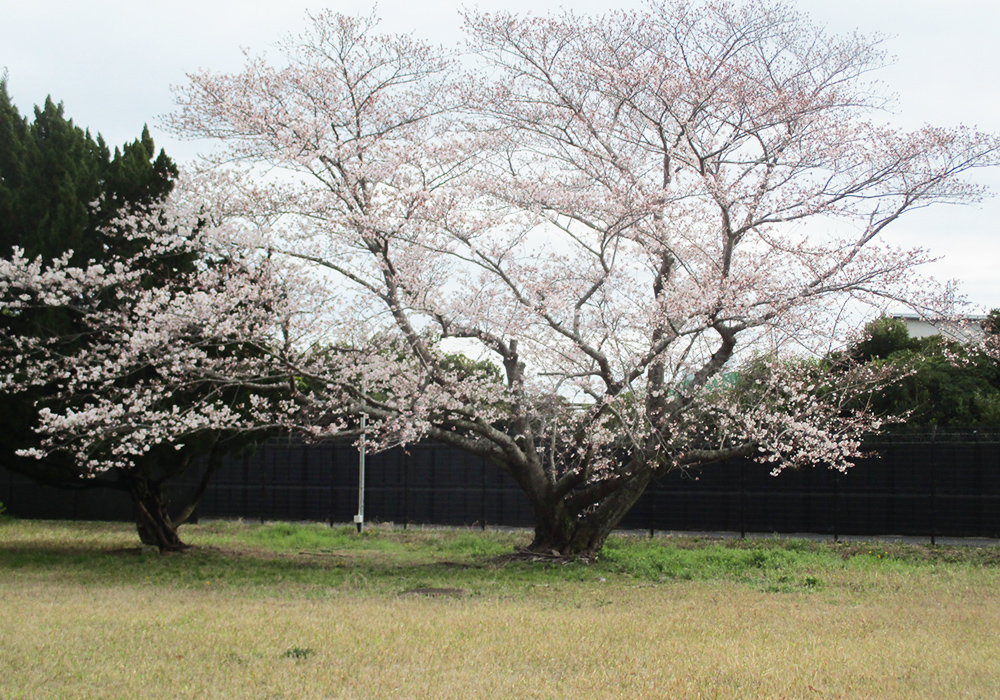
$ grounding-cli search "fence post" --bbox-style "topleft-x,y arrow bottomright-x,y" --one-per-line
328,446 -> 336,527
300,438 -> 308,522
354,415 -> 366,533
975,436 -> 983,537
648,484 -> 654,539
402,448 -> 409,530
429,445 -> 436,525
241,453 -> 248,521
498,470 -> 504,528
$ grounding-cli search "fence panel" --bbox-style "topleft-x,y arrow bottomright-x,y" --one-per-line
2,433 -> 1000,539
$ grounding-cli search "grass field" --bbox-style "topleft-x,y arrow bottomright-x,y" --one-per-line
2,519 -> 1000,699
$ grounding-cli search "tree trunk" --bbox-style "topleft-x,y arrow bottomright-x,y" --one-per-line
169,447 -> 221,529
527,503 -> 609,557
525,466 -> 653,558
124,470 -> 186,552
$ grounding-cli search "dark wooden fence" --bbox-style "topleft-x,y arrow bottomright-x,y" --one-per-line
3,432 -> 1000,539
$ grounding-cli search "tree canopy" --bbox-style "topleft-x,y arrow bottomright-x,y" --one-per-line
0,76 -> 180,472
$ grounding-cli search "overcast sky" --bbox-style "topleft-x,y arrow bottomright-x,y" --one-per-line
3,0 -> 998,309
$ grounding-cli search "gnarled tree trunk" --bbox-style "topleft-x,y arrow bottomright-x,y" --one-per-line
520,461 -> 655,558
121,446 -> 223,552
125,469 -> 186,552
135,495 -> 185,551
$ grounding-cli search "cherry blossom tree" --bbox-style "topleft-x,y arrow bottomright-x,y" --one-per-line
6,3 -> 1000,555
437,2 -> 1000,552
0,185 -> 342,549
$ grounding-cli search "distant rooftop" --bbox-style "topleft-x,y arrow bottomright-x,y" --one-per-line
890,312 -> 989,342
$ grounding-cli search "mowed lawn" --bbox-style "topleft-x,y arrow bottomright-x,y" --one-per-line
2,520 -> 999,699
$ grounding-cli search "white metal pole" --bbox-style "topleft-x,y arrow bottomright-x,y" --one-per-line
354,413 -> 366,532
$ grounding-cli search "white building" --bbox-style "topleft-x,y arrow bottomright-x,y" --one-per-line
892,312 -> 989,343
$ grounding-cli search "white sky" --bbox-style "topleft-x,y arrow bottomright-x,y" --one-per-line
3,0 -> 999,310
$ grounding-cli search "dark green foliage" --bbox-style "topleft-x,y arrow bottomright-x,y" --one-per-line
438,352 -> 503,383
985,310 -> 1000,337
282,647 -> 314,660
846,315 -> 1000,430
0,78 -> 180,473
848,316 -> 921,363
0,78 -> 176,264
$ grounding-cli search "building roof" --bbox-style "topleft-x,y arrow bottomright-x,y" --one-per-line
891,312 -> 989,343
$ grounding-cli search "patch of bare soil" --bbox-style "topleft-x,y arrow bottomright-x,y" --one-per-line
400,587 -> 466,597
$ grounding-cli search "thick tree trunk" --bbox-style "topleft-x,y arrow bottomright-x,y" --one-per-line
527,504 -> 610,557
525,466 -> 654,558
124,471 -> 186,552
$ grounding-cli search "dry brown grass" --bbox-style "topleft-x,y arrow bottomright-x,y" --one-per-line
2,521 -> 999,698
5,573 -> 1000,698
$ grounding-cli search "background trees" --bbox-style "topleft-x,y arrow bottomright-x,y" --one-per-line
846,315 -> 1000,429
4,3 -> 1000,555
0,79 -> 176,264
